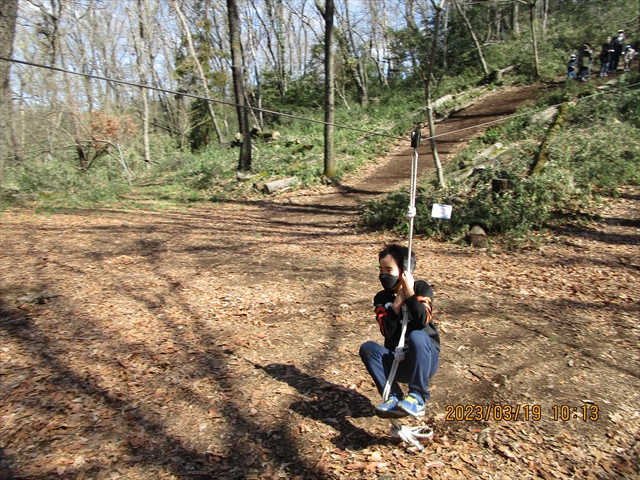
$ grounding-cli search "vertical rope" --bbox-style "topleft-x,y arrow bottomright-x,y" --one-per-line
406,128 -> 421,271
406,147 -> 419,270
379,129 -> 432,451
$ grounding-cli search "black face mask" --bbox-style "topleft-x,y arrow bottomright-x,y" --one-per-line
379,273 -> 399,291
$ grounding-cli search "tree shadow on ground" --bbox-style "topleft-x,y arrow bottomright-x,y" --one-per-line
261,363 -> 397,450
0,300 -> 213,479
0,294 -> 330,479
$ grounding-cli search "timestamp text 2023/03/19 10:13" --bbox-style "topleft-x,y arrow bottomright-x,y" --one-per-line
445,404 -> 600,422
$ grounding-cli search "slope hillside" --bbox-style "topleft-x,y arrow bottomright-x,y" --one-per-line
264,83 -> 551,226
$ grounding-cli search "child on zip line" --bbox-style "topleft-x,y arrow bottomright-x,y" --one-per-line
359,244 -> 441,418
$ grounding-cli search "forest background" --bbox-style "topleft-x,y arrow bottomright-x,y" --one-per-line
1,2 -> 639,479
0,0 -> 639,243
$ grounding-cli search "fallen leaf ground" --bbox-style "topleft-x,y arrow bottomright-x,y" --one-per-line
1,84 -> 638,480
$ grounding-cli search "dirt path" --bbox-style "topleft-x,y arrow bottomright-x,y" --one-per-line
1,84 -> 638,480
264,84 -> 549,228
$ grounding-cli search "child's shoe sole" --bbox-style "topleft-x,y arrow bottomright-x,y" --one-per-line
375,407 -> 409,419
374,397 -> 409,419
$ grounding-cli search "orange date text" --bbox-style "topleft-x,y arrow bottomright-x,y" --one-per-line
445,404 -> 542,422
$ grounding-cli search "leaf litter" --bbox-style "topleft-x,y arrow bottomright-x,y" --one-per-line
1,87 -> 638,479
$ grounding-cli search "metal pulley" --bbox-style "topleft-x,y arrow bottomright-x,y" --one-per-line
411,128 -> 421,149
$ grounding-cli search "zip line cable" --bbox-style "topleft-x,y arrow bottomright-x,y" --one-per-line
0,56 -> 401,141
1,56 -> 638,145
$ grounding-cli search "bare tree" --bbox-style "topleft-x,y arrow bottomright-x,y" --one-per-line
228,0 -> 252,171
172,0 -> 224,145
245,12 -> 265,131
365,0 -> 390,88
152,5 -> 192,144
453,0 -> 490,77
519,0 -> 540,78
248,0 -> 282,97
337,0 -> 368,106
265,0 -> 288,95
316,0 -> 336,178
126,0 -> 152,170
0,0 -> 19,167
48,1 -> 89,169
12,0 -> 192,168
512,0 -> 520,35
541,0 -> 549,40
424,0 -> 446,188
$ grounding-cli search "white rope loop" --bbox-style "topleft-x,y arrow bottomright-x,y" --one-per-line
390,419 -> 434,451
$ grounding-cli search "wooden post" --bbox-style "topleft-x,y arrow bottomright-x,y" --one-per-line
492,178 -> 509,193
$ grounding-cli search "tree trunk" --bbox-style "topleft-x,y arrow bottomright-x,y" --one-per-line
141,87 -> 151,170
424,0 -> 446,188
366,0 -> 389,88
172,0 -> 224,145
492,178 -> 509,193
133,0 -> 151,170
347,0 -> 368,106
335,80 -> 351,110
318,0 -> 335,178
526,0 -> 540,79
405,0 -> 419,70
530,104 -> 567,176
265,0 -> 287,95
335,0 -> 368,107
453,0 -> 490,77
247,22 -> 265,131
0,0 -> 19,168
227,0 -> 252,171
442,4 -> 450,71
154,42 -> 181,139
52,3 -> 88,169
513,0 -> 520,35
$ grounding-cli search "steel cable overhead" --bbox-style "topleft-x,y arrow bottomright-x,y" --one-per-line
1,56 -> 638,144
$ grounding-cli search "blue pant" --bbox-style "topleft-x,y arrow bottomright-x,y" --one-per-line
600,55 -> 610,75
612,53 -> 621,72
359,330 -> 439,402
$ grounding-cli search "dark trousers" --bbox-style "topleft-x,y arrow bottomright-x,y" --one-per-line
577,66 -> 589,80
359,330 -> 439,402
612,53 -> 621,71
600,54 -> 610,75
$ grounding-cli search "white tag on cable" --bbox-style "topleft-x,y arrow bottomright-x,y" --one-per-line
431,204 -> 452,219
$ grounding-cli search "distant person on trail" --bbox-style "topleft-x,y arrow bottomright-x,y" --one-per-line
567,54 -> 577,82
359,244 -> 440,419
623,45 -> 636,71
611,29 -> 625,72
599,36 -> 614,77
585,43 -> 594,79
578,43 -> 593,81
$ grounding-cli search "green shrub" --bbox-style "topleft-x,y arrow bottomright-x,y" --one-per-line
361,83 -> 640,247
